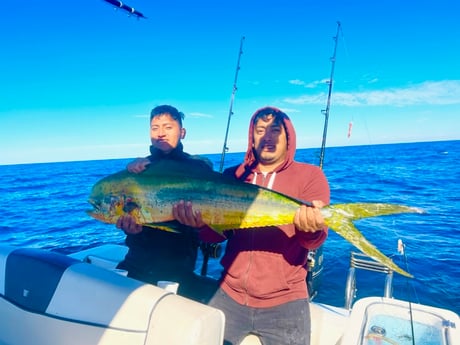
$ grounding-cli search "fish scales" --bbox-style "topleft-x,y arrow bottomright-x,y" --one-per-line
87,160 -> 423,278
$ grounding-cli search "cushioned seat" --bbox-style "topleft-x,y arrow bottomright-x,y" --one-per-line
0,245 -> 225,345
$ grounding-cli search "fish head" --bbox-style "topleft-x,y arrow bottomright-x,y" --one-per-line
86,172 -> 143,224
87,195 -> 125,224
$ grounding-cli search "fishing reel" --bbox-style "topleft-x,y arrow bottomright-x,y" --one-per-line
199,242 -> 222,277
200,242 -> 222,259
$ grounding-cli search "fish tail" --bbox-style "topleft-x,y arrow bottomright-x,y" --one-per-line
324,203 -> 419,278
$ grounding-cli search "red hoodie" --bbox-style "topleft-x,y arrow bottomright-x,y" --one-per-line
201,106 -> 330,308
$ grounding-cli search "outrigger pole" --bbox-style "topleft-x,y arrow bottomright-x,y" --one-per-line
102,0 -> 147,19
318,21 -> 341,169
219,36 -> 245,173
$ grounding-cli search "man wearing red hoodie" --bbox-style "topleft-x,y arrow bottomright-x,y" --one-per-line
175,106 -> 330,345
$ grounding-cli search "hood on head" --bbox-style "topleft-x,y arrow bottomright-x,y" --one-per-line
235,106 -> 297,179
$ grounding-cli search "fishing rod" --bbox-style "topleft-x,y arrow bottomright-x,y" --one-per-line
318,21 -> 341,169
200,37 -> 245,276
307,22 -> 342,300
219,36 -> 245,173
102,0 -> 147,19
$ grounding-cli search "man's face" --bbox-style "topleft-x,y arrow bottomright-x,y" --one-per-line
150,114 -> 185,154
253,115 -> 287,170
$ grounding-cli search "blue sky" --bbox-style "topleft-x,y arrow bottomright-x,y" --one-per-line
1,0 -> 459,165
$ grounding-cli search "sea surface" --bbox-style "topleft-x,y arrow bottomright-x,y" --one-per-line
1,140 -> 459,315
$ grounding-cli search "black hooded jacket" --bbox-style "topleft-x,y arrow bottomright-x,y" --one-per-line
117,144 -> 213,284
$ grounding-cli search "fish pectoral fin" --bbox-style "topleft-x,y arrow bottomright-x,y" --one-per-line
143,221 -> 182,233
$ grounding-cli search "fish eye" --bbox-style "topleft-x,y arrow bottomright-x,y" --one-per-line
123,200 -> 140,213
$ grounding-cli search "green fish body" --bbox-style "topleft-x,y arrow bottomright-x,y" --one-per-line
87,160 -> 422,277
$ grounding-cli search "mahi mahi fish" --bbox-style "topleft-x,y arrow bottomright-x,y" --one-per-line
87,159 -> 422,278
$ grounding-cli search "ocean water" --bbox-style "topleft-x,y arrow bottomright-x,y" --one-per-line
1,140 -> 459,315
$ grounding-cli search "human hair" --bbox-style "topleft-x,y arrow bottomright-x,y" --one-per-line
253,107 -> 287,127
150,105 -> 185,127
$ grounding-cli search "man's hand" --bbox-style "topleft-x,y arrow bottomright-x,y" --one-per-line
116,215 -> 143,234
294,200 -> 326,233
127,157 -> 150,173
173,200 -> 206,228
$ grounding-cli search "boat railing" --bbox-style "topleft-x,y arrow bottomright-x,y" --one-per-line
344,251 -> 394,310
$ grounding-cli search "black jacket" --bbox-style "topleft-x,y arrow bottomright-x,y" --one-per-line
117,144 -> 213,284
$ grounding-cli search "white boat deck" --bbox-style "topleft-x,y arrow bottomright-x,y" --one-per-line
1,244 -> 458,345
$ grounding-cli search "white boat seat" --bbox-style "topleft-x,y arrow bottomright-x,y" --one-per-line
3,247 -> 78,313
0,245 -> 225,345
